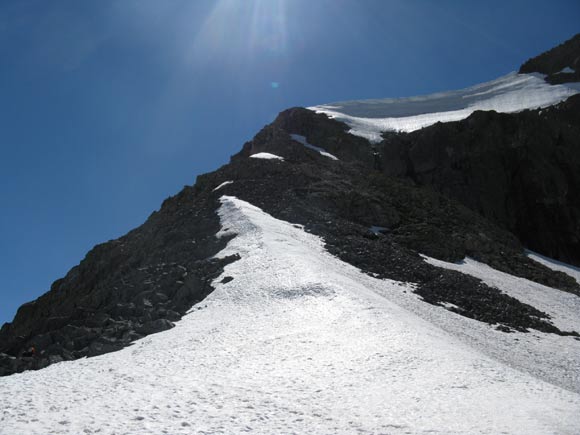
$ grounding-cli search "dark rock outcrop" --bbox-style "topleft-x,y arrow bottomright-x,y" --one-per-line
0,192 -> 238,375
198,112 -> 579,336
378,95 -> 580,267
520,33 -> 580,84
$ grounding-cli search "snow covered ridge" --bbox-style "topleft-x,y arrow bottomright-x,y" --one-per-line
2,195 -> 579,435
309,72 -> 580,142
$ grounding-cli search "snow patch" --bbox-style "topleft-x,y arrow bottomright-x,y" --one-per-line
250,152 -> 284,160
212,180 -> 233,192
290,134 -> 339,160
439,301 -> 462,311
309,72 -> 579,142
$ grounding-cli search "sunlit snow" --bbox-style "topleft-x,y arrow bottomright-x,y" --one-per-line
309,72 -> 579,142
422,255 -> 580,334
1,196 -> 579,435
212,180 -> 233,191
250,152 -> 284,160
290,134 -> 339,160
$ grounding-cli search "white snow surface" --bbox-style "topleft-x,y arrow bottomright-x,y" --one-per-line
309,72 -> 579,142
249,152 -> 284,160
212,180 -> 233,192
290,134 -> 339,160
1,196 -> 580,435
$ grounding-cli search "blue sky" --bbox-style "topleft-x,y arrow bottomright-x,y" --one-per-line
1,0 -> 579,325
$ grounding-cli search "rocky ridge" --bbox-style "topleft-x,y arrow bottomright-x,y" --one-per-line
379,94 -> 580,266
0,194 -> 238,375
520,33 -> 580,84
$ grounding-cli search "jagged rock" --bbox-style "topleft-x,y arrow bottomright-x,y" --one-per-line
136,319 -> 175,336
111,303 -> 137,319
0,193 -> 236,375
379,95 -> 580,267
48,355 -> 64,365
121,330 -> 143,342
520,33 -> 580,84
88,337 -> 124,357
0,353 -> 18,375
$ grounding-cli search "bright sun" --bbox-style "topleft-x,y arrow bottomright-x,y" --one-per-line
190,0 -> 288,65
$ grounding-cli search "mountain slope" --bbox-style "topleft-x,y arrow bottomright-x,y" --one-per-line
520,33 -> 580,84
1,33 -> 580,435
1,196 -> 579,435
2,89 -> 579,374
0,191 -> 237,374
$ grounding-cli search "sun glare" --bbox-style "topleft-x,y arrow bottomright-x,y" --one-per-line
188,0 -> 288,67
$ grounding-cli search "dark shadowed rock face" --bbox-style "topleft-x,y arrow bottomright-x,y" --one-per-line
379,95 -> 580,267
0,191 -> 238,376
519,33 -> 580,84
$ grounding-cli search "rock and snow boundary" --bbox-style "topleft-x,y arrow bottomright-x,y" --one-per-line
310,72 -> 579,142
1,195 -> 579,435
290,134 -> 339,160
250,152 -> 284,160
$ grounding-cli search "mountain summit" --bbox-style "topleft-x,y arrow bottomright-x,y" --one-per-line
1,35 -> 580,434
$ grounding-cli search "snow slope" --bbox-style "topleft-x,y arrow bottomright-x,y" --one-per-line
1,196 -> 579,435
309,73 -> 579,142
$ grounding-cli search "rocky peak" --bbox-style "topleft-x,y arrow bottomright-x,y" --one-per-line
519,33 -> 580,84
2,36 -> 580,378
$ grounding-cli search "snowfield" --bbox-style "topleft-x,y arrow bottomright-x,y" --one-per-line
309,73 -> 579,142
1,196 -> 579,435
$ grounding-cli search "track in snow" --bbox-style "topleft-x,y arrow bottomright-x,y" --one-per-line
1,196 -> 579,435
